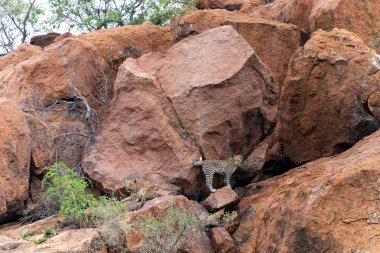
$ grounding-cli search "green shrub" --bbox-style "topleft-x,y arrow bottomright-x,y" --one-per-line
42,162 -> 95,226
20,230 -> 36,239
132,205 -> 205,253
34,237 -> 47,244
43,227 -> 57,238
42,162 -> 126,229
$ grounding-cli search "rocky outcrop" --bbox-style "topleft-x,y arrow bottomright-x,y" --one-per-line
276,28 -> 380,165
0,44 -> 42,72
249,0 -> 380,52
143,25 -> 278,159
0,23 -> 173,169
83,25 -> 278,197
234,130 -> 380,252
0,99 -> 31,224
171,10 -> 303,85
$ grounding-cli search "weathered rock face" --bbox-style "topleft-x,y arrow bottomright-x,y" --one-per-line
143,25 -> 278,159
276,28 -> 380,165
0,99 -> 31,224
0,23 -> 173,169
82,57 -> 201,195
83,25 -> 278,197
249,0 -> 380,52
30,33 -> 61,48
234,130 -> 380,252
171,10 -> 303,85
0,44 -> 42,72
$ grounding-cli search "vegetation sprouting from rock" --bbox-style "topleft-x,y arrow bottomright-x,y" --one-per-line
131,205 -> 205,253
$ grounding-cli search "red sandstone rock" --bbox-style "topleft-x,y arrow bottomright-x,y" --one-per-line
82,56 -> 201,195
203,187 -> 240,212
83,25 -> 278,197
233,130 -> 380,252
276,28 -> 380,165
0,44 -> 42,72
171,9 -> 303,85
249,0 -> 380,52
0,99 -> 31,223
362,70 -> 380,123
0,23 -> 173,169
142,25 -> 278,160
211,227 -> 237,253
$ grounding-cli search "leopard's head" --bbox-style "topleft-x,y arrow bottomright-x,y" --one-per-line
124,178 -> 138,191
233,154 -> 243,164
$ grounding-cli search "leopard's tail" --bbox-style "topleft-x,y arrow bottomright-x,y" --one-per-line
192,157 -> 203,166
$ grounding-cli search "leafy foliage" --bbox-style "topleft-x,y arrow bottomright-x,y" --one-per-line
0,0 -> 43,53
20,230 -> 36,239
48,0 -> 196,31
132,205 -> 205,253
42,162 -> 126,228
42,162 -> 95,226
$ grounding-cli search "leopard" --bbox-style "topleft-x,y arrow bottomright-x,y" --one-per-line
192,155 -> 243,193
122,179 -> 161,209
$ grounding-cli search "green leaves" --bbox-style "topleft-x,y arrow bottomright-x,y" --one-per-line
48,0 -> 196,31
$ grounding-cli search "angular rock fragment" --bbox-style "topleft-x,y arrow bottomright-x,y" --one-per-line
203,187 -> 240,212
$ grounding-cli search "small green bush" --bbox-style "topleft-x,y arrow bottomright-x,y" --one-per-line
20,230 -> 36,239
34,237 -> 47,244
42,162 -> 95,226
43,227 -> 57,238
132,205 -> 205,253
42,162 -> 126,228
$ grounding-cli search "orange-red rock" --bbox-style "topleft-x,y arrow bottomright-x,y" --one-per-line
142,25 -> 278,159
249,0 -> 380,52
203,187 -> 240,212
82,53 -> 201,195
233,130 -> 380,252
0,23 -> 173,169
171,10 -> 303,85
211,227 -> 237,253
0,44 -> 42,72
83,25 -> 278,197
0,99 -> 31,223
276,28 -> 380,165
362,71 -> 380,123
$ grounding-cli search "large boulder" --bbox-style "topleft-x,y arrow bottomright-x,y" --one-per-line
0,99 -> 31,224
233,130 -> 380,252
82,56 -> 201,196
0,23 -> 173,169
276,28 -> 380,165
249,0 -> 380,52
171,9 -> 303,85
83,25 -> 278,197
140,25 -> 278,159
